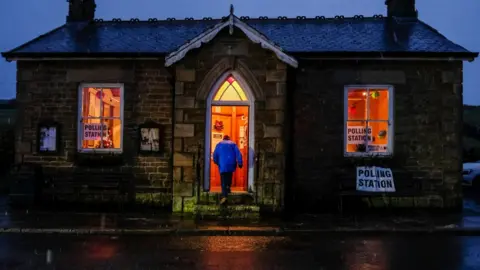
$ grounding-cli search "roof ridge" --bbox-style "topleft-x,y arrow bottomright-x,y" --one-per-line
2,16 -> 476,60
92,14 -> 387,23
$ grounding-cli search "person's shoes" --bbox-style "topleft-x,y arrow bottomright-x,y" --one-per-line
220,197 -> 227,205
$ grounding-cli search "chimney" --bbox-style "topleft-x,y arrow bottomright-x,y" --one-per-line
66,0 -> 96,22
385,0 -> 417,18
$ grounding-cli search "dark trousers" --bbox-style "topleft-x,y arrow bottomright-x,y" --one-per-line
220,172 -> 233,198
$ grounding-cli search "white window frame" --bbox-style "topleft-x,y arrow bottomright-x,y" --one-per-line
77,83 -> 124,153
343,85 -> 394,157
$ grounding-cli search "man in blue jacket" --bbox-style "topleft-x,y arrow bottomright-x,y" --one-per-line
213,135 -> 243,204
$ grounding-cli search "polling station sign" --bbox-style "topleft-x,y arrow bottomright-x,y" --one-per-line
83,123 -> 107,140
347,126 -> 373,144
367,144 -> 388,152
356,166 -> 396,192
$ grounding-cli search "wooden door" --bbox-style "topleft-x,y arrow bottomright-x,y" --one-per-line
210,108 -> 232,192
209,106 -> 249,193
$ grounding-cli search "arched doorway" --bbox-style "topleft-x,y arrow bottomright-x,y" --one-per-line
204,72 -> 255,193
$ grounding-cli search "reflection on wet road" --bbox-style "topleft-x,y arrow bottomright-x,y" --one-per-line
0,234 -> 479,269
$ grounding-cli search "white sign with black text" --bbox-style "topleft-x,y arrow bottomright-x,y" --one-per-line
356,166 -> 396,192
347,126 -> 373,144
83,123 -> 107,140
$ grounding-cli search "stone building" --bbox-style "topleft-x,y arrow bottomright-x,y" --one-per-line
2,0 -> 478,214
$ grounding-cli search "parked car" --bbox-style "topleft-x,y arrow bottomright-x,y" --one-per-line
463,161 -> 480,188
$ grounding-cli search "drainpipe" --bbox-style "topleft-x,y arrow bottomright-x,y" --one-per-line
254,151 -> 262,204
196,144 -> 201,202
169,68 -> 176,205
284,65 -> 297,215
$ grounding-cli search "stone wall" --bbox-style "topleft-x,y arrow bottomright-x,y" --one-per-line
0,103 -> 15,185
172,29 -> 287,212
14,37 -> 461,213
15,60 -> 173,205
292,60 -> 463,210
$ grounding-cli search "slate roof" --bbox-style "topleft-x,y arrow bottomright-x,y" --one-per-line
2,16 -> 477,59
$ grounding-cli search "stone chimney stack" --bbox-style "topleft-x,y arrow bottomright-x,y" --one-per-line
66,0 -> 96,22
385,0 -> 417,17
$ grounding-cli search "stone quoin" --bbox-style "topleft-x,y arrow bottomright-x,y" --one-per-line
1,0 -> 478,214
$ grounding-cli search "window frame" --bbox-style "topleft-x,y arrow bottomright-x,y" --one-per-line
77,83 -> 124,154
343,85 -> 395,157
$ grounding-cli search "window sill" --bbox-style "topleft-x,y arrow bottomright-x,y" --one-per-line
75,152 -> 125,167
344,152 -> 393,158
35,151 -> 61,156
77,149 -> 123,154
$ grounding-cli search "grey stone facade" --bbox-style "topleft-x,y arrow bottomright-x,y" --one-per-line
292,60 -> 463,210
172,30 -> 287,213
15,60 -> 174,206
11,32 -> 465,213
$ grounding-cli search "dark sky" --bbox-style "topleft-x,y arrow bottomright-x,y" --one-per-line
0,0 -> 478,104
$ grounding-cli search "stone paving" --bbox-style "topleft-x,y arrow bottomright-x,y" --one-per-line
1,191 -> 480,235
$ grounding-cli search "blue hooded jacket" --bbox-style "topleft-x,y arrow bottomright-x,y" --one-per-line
213,139 -> 243,173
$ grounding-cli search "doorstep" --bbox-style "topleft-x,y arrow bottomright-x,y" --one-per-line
194,204 -> 260,219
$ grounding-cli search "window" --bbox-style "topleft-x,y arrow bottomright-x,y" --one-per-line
78,84 -> 124,153
344,85 -> 393,156
213,76 -> 248,101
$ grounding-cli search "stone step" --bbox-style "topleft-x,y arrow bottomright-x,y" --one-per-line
198,193 -> 255,205
195,204 -> 260,219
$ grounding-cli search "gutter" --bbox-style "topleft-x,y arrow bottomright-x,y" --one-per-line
292,51 -> 479,62
0,52 -> 166,62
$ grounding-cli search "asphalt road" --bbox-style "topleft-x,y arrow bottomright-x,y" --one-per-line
0,234 -> 479,270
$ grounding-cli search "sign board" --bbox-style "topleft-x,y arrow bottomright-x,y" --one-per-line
367,144 -> 388,152
39,127 -> 57,152
347,126 -> 373,144
212,132 -> 223,150
83,123 -> 107,140
356,166 -> 396,192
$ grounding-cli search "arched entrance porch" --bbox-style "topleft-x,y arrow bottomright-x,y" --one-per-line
204,71 -> 255,193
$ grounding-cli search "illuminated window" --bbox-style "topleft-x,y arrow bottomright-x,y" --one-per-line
78,84 -> 123,152
345,86 -> 393,156
213,76 -> 248,101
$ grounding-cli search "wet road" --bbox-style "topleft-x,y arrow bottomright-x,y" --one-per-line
0,234 -> 479,270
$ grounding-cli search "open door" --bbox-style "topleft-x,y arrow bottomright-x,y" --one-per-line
210,106 -> 249,193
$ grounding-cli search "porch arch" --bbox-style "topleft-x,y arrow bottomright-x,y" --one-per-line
196,57 -> 265,101
203,71 -> 256,192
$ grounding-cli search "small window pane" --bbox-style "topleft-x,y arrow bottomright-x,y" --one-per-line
221,85 -> 241,101
82,87 -> 102,118
345,121 -> 372,153
347,89 -> 367,120
368,121 -> 389,152
108,119 -> 122,149
231,81 -> 248,100
82,118 -> 104,149
368,89 -> 389,120
213,76 -> 248,101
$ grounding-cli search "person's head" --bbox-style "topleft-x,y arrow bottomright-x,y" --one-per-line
223,135 -> 230,140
